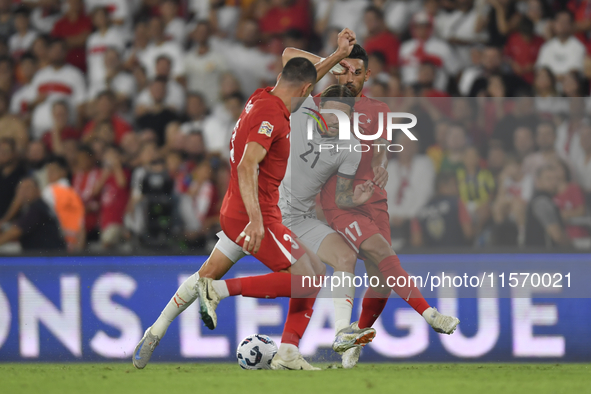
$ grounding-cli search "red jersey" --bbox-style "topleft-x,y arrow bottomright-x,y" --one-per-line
83,115 -> 132,145
72,168 -> 102,232
100,168 -> 131,229
51,13 -> 93,72
320,95 -> 391,214
220,87 -> 291,223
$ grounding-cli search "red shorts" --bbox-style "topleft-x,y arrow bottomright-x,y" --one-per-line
324,202 -> 391,255
220,214 -> 307,272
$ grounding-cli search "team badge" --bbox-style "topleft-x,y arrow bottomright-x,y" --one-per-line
258,121 -> 274,137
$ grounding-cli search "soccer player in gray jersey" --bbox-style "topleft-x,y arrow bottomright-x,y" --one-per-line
279,84 -> 379,368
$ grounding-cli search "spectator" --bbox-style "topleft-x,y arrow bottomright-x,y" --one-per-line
82,90 -> 132,145
522,120 -> 559,177
385,135 -> 435,245
533,67 -> 560,115
362,5 -> 400,70
440,123 -> 468,173
468,46 -> 529,97
86,0 -> 131,29
553,160 -> 589,243
435,0 -> 488,67
31,34 -> 50,69
0,138 -> 26,221
259,0 -> 311,39
0,56 -> 14,101
184,21 -> 228,107
399,11 -> 460,93
10,53 -> 37,119
513,125 -> 535,162
411,171 -> 473,247
313,0 -> 367,39
491,96 -> 538,152
28,38 -> 86,140
123,19 -> 150,72
125,140 -> 158,236
486,0 -> 521,47
86,7 -> 125,91
43,156 -> 85,252
94,145 -> 130,249
31,0 -> 62,35
504,17 -> 544,85
136,77 -> 179,145
0,177 -> 66,252
72,145 -> 102,241
161,0 -> 187,46
0,0 -> 13,40
9,7 -> 37,60
51,0 -> 93,72
180,92 -> 209,135
570,119 -> 591,193
456,146 -> 495,234
536,11 -> 586,81
555,98 -> 586,162
202,92 -> 243,158
88,47 -> 136,107
525,0 -> 551,39
136,55 -> 185,114
525,164 -> 570,247
213,18 -> 276,96
42,100 -> 81,154
0,90 -> 28,153
491,156 -> 533,245
139,16 -> 184,80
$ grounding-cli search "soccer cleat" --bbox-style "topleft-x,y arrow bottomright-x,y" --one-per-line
270,353 -> 321,370
195,277 -> 221,330
132,327 -> 160,369
332,321 -> 376,353
425,307 -> 460,334
341,346 -> 361,369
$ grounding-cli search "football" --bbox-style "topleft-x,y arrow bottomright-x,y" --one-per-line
236,334 -> 278,370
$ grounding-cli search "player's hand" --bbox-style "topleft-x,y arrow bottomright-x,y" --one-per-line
352,180 -> 374,206
373,165 -> 388,189
236,219 -> 265,254
336,28 -> 357,58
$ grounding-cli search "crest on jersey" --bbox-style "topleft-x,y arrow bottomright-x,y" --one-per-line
258,121 -> 274,137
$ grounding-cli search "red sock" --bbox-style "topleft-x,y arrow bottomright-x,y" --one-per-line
281,297 -> 316,346
226,272 -> 291,298
358,287 -> 389,329
377,255 -> 430,315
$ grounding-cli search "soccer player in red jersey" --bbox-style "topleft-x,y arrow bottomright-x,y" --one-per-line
282,44 -> 460,366
133,29 -> 360,371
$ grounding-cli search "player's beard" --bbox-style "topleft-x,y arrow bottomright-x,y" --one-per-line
345,82 -> 361,97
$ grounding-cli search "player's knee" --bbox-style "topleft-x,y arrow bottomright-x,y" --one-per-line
362,240 -> 394,264
334,249 -> 357,273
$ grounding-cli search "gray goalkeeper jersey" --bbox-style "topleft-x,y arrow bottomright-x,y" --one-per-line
279,98 -> 361,219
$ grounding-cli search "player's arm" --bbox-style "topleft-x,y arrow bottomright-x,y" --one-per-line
334,176 -> 374,209
282,28 -> 356,83
371,137 -> 389,189
235,142 -> 268,254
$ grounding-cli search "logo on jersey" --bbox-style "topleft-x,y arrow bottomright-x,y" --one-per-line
258,121 -> 274,137
303,107 -> 328,135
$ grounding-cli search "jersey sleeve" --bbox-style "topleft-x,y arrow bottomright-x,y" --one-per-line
337,149 -> 362,179
245,103 -> 284,152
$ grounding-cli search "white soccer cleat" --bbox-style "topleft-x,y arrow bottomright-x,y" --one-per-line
132,327 -> 160,369
270,352 -> 321,371
341,346 -> 362,369
195,278 -> 221,330
332,321 -> 376,353
424,307 -> 460,334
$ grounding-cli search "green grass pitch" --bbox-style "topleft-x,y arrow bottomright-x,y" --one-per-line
1,363 -> 590,394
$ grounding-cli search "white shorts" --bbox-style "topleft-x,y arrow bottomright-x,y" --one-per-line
283,214 -> 335,254
214,230 -> 247,264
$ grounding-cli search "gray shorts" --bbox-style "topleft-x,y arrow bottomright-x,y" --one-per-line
283,214 -> 335,254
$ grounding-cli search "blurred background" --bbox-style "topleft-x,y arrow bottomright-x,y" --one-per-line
0,0 -> 590,255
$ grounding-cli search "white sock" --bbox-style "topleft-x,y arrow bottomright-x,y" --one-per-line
278,343 -> 299,361
332,271 -> 355,334
422,307 -> 435,325
211,280 -> 230,299
151,272 -> 200,338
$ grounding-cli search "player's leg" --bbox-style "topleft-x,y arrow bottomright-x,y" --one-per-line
359,233 -> 460,334
132,231 -> 244,369
314,233 -> 376,353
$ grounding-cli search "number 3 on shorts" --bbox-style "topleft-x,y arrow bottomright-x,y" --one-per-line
344,221 -> 362,242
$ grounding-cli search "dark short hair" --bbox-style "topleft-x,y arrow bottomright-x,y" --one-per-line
365,5 -> 384,20
46,155 -> 69,172
156,55 -> 172,65
78,145 -> 94,157
19,52 -> 37,64
320,85 -> 355,109
96,90 -> 116,102
14,6 -> 30,18
347,44 -> 369,69
281,57 -> 317,85
436,171 -> 457,190
224,91 -> 245,103
49,37 -> 67,49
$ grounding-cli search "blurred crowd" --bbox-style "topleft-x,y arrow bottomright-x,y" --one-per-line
0,0 -> 590,254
